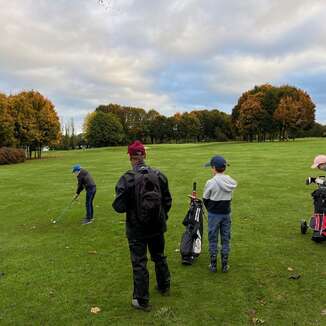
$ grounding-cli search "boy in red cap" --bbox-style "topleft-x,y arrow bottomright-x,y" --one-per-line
113,140 -> 172,311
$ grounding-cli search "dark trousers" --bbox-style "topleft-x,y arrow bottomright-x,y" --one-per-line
86,187 -> 96,219
128,233 -> 170,304
208,212 -> 231,256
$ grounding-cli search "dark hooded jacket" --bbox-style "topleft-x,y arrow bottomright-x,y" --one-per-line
76,168 -> 96,195
112,162 -> 172,239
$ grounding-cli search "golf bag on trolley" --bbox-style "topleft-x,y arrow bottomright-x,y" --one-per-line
301,176 -> 326,242
180,182 -> 204,265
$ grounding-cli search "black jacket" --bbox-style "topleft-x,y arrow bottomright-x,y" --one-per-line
112,162 -> 172,239
76,168 -> 96,195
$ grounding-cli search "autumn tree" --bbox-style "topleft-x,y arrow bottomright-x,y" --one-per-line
9,91 -> 61,158
0,93 -> 15,147
236,93 -> 265,141
274,90 -> 315,140
232,84 -> 315,141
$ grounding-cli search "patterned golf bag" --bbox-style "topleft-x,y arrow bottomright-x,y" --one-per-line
301,177 -> 326,242
310,187 -> 326,242
180,198 -> 204,265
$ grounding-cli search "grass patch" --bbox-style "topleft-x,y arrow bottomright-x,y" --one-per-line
1,139 -> 326,325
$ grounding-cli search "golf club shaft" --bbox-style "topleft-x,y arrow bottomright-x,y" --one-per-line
54,199 -> 76,222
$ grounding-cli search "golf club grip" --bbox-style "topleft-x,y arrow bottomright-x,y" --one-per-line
193,182 -> 197,191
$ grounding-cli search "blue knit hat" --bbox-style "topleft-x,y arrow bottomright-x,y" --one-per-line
72,164 -> 81,173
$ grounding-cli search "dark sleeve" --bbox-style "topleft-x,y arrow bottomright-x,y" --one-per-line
203,198 -> 209,210
112,175 -> 128,213
159,171 -> 172,215
76,175 -> 84,195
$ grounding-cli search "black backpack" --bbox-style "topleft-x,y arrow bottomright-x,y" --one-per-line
133,167 -> 162,224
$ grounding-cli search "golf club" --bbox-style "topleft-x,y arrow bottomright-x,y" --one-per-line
51,198 -> 77,224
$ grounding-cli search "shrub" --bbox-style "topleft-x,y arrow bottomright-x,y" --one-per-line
0,147 -> 26,165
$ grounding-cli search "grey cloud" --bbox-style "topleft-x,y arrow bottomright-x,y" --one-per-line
0,0 -> 326,131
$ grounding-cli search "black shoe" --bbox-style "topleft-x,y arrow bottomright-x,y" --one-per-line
82,218 -> 93,225
131,299 -> 152,312
221,255 -> 229,273
209,255 -> 217,273
155,286 -> 170,296
181,255 -> 193,265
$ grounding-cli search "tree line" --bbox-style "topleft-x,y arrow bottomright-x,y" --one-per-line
82,84 -> 322,147
0,90 -> 61,158
1,84 -> 324,156
83,104 -> 233,147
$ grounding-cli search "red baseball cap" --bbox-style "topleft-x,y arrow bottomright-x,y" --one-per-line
128,140 -> 146,156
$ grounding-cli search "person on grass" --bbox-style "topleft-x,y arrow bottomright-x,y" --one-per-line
112,140 -> 172,312
203,155 -> 237,273
72,164 -> 96,225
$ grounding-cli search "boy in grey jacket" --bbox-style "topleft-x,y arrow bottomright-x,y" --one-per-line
203,155 -> 237,273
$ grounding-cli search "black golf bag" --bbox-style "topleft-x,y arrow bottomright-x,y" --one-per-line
180,183 -> 204,265
301,177 -> 326,242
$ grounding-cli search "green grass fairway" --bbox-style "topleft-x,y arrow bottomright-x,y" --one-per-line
1,139 -> 326,325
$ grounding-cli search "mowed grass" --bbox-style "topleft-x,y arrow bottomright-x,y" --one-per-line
1,139 -> 326,326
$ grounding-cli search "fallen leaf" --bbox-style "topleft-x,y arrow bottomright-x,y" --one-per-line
248,309 -> 256,318
289,274 -> 301,280
88,251 -> 97,255
91,306 -> 101,314
248,309 -> 256,324
287,267 -> 294,272
258,298 -> 267,306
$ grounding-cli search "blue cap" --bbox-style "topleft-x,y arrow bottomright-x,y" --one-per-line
72,164 -> 81,173
204,155 -> 227,169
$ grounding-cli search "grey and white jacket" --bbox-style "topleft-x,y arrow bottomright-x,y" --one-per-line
202,174 -> 237,214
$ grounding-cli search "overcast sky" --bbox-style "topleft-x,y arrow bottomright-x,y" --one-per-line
1,0 -> 326,131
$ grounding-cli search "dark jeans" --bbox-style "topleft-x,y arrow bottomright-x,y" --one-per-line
86,186 -> 96,219
128,233 -> 170,304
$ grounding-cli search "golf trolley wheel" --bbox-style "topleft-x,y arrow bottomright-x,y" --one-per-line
300,220 -> 308,234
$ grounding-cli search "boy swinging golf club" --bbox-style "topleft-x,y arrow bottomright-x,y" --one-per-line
72,164 -> 97,225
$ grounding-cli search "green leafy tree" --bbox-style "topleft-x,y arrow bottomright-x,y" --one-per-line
96,104 -> 147,142
177,112 -> 201,142
143,109 -> 161,143
86,111 -> 125,147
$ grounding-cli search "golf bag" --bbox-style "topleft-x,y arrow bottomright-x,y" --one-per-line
301,177 -> 326,242
180,183 -> 204,265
